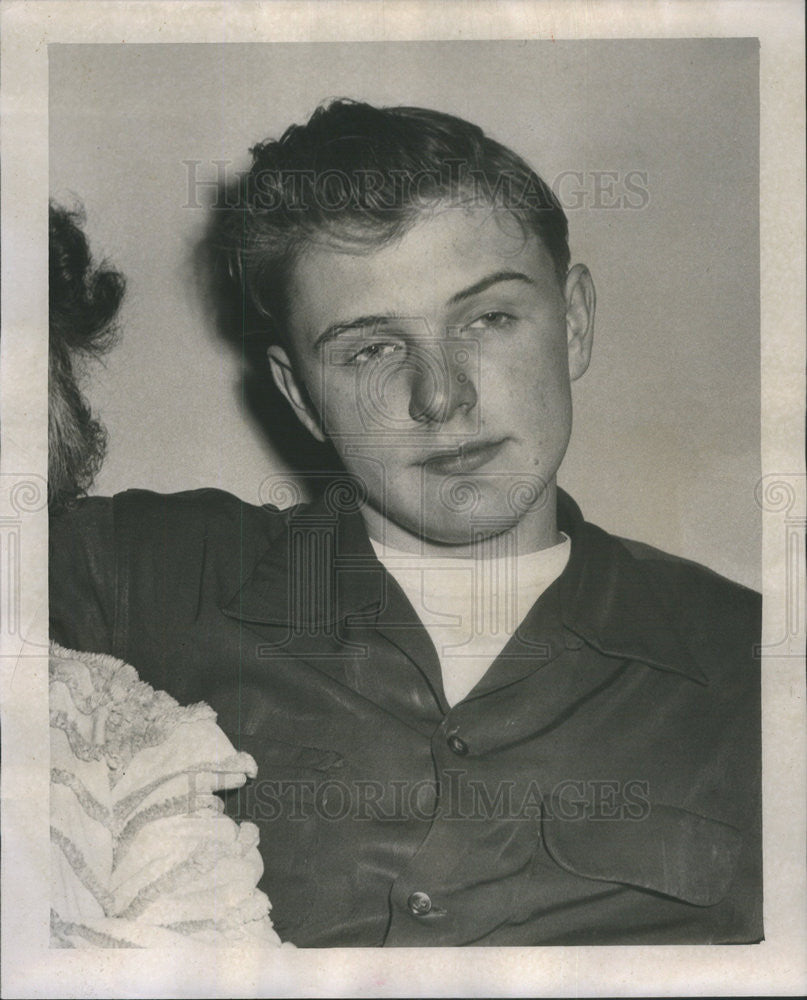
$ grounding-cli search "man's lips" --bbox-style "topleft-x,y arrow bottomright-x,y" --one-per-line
420,439 -> 507,475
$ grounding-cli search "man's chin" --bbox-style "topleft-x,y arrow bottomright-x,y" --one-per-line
400,514 -> 522,550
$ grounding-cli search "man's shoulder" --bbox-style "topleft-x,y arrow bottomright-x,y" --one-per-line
615,531 -> 760,608
559,488 -> 759,616
612,535 -> 760,601
60,486 -> 291,537
588,523 -> 761,680
113,485 -> 285,523
51,487 -> 299,578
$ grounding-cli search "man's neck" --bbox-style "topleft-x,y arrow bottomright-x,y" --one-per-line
360,480 -> 560,559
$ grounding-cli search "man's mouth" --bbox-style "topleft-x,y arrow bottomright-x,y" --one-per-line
420,439 -> 507,475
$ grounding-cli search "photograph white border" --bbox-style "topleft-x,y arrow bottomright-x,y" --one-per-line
1,2 -> 804,997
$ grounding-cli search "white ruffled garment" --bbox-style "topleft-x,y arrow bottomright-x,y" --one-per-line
49,642 -> 287,948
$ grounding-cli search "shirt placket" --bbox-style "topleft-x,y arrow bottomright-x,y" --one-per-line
382,609 -> 571,945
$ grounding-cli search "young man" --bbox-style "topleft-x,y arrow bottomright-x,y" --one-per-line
50,100 -> 762,946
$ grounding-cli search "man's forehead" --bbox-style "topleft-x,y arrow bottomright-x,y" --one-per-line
287,206 -> 552,330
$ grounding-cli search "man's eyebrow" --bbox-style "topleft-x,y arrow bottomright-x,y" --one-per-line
446,270 -> 535,307
312,272 -> 534,349
313,314 -> 396,351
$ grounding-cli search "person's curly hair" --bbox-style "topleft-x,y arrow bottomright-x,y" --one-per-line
49,202 -> 125,511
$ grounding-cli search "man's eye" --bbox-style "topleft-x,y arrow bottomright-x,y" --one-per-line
465,311 -> 516,331
347,342 -> 404,365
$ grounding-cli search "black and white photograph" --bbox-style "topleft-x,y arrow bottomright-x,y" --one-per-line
1,1 -> 804,997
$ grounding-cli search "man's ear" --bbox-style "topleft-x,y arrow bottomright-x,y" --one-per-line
267,345 -> 327,443
564,263 -> 595,382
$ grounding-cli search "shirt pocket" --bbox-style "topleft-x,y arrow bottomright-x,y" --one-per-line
243,735 -> 345,774
540,803 -> 744,907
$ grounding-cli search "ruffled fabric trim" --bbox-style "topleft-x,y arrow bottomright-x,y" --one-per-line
49,643 -> 287,948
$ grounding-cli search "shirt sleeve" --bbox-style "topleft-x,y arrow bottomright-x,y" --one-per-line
49,496 -> 118,656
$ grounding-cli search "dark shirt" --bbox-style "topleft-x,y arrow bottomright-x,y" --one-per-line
50,487 -> 762,946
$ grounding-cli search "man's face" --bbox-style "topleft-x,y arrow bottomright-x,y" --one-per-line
270,204 -> 594,554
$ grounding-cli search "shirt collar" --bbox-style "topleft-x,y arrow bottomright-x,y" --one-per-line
220,490 -> 382,628
555,493 -> 707,684
221,488 -> 705,685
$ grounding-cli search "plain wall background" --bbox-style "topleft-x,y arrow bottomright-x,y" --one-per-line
50,39 -> 760,588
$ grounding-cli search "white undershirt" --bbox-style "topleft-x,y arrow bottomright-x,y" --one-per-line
369,534 -> 571,707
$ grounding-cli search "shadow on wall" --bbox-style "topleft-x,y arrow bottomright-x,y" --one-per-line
191,174 -> 343,500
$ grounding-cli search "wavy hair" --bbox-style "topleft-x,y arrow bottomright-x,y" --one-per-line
49,202 -> 125,510
217,99 -> 570,352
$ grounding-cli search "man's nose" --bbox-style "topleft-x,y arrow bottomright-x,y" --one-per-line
408,341 -> 478,425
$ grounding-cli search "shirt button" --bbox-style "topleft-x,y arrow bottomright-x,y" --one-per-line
447,734 -> 469,755
564,631 -> 585,650
407,891 -> 432,916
